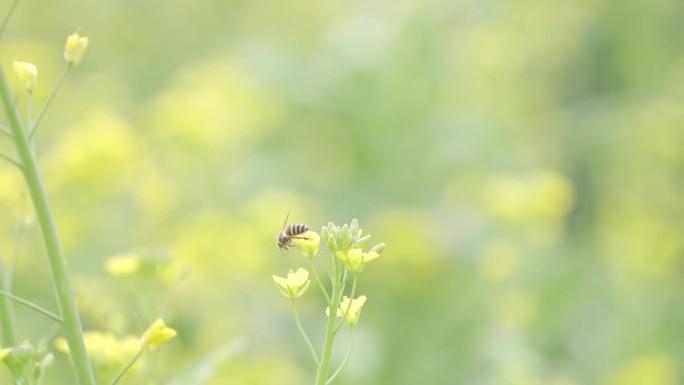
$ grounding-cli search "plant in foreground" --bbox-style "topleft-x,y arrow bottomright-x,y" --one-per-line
273,219 -> 385,385
0,5 -> 178,385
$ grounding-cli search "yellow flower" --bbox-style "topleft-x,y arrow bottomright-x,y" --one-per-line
140,319 -> 177,351
293,231 -> 320,258
12,61 -> 37,92
64,32 -> 89,66
0,347 -> 10,362
273,267 -> 310,299
56,331 -> 141,378
104,253 -> 142,277
336,248 -> 380,273
327,295 -> 367,326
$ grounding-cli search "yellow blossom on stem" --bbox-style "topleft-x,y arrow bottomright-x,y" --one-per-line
64,32 -> 89,66
327,295 -> 367,326
140,319 -> 177,351
293,231 -> 320,259
336,248 -> 380,273
12,61 -> 37,92
273,267 -> 310,299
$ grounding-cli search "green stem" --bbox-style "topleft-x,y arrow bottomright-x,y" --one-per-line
291,298 -> 319,366
309,259 -> 331,304
0,124 -> 10,136
334,275 -> 356,335
27,92 -> 32,130
0,262 -> 18,346
0,0 -> 20,39
315,268 -> 342,385
326,327 -> 354,385
0,66 -> 96,385
0,151 -> 21,168
29,64 -> 69,139
0,218 -> 27,345
0,289 -> 62,323
319,251 -> 334,282
110,348 -> 144,385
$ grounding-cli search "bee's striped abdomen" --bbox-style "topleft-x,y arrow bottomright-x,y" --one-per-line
285,223 -> 309,237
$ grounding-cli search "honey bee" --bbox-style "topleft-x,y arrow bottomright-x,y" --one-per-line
277,212 -> 309,251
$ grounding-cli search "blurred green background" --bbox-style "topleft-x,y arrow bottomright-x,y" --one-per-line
1,0 -> 684,384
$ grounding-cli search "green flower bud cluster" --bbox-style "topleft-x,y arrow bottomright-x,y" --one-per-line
322,219 -> 369,253
322,219 -> 385,273
1,340 -> 54,384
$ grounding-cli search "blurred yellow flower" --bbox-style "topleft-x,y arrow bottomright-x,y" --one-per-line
0,347 -> 10,362
336,248 -> 379,273
104,253 -> 142,277
273,268 -> 310,299
293,231 -> 320,258
12,61 -> 37,92
140,319 -> 177,351
601,352 -> 677,385
327,295 -> 367,326
56,331 -> 140,375
64,32 -> 89,66
484,170 -> 575,224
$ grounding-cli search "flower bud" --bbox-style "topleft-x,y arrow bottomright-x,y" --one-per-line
140,319 -> 177,351
64,32 -> 89,66
12,61 -> 37,92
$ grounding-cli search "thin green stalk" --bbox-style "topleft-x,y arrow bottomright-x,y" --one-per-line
315,268 -> 342,385
27,92 -> 32,129
0,151 -> 21,168
0,0 -> 20,39
291,298 -> 319,366
0,289 -> 62,323
0,261 -> 18,346
0,217 -> 26,345
326,327 -> 354,385
334,275 -> 356,335
0,124 -> 10,136
309,259 -> 331,304
0,66 -> 96,385
110,348 -> 144,385
29,64 -> 69,139
319,250 -> 334,282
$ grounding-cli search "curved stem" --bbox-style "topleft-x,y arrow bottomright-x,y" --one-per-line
0,220 -> 29,346
29,64 -> 69,139
0,65 -> 96,384
0,289 -> 62,323
290,298 -> 319,366
110,348 -> 144,385
334,275 -> 356,335
0,261 -> 17,346
27,92 -> 32,129
309,259 -> 331,304
0,0 -> 20,40
326,327 -> 354,385
319,250 -> 334,282
0,151 -> 21,169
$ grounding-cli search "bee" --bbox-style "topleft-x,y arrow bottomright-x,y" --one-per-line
277,212 -> 309,251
